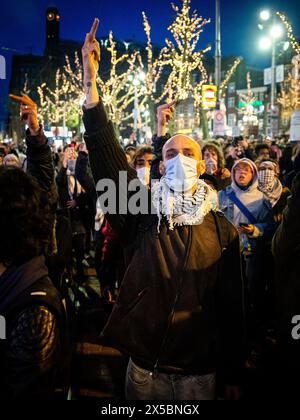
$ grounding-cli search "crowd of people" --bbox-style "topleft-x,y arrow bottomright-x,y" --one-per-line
0,18 -> 300,400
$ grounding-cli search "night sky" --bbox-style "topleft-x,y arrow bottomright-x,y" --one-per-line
1,0 -> 300,128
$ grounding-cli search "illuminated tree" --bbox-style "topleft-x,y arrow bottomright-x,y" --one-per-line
97,31 -> 147,127
235,71 -> 258,135
277,12 -> 300,55
142,12 -> 159,98
37,63 -> 82,131
278,76 -> 300,111
152,0 -> 211,105
220,57 -> 242,98
238,72 -> 257,119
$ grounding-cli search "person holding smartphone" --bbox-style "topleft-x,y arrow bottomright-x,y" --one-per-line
219,159 -> 275,350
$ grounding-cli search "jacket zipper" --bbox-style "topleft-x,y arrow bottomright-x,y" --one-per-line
153,225 -> 193,377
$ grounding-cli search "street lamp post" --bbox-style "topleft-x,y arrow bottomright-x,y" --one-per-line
270,21 -> 284,108
259,10 -> 285,137
271,33 -> 276,108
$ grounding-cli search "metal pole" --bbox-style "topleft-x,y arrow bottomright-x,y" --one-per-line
215,0 -> 221,100
271,37 -> 276,108
270,13 -> 278,138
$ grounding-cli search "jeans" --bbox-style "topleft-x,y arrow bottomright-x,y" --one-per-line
126,359 -> 216,400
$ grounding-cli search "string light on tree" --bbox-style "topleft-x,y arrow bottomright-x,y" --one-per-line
220,57 -> 242,98
154,0 -> 211,105
142,12 -> 157,97
278,74 -> 300,116
276,12 -> 300,55
37,69 -> 69,128
238,72 -> 257,125
97,31 -> 147,127
64,52 -> 85,106
37,57 -> 83,132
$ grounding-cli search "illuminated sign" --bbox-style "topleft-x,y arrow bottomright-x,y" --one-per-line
202,85 -> 217,109
238,100 -> 263,108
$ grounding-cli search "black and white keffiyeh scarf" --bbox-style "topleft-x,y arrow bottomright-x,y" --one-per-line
152,179 -> 218,232
258,168 -> 283,207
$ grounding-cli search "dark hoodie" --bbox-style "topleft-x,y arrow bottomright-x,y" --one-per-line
0,256 -> 63,400
219,159 -> 275,253
284,149 -> 300,190
0,256 -> 48,313
272,172 -> 300,372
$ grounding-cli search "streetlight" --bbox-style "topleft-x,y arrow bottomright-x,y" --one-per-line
258,11 -> 284,109
270,25 -> 283,39
259,37 -> 272,50
260,10 -> 271,21
258,10 -> 286,138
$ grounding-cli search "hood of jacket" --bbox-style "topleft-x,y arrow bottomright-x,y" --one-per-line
0,256 -> 48,313
231,158 -> 260,194
226,158 -> 267,226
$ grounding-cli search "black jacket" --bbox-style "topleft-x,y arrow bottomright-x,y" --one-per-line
56,167 -> 79,208
83,102 -> 245,382
26,129 -> 58,259
272,172 -> 300,370
26,129 -> 58,211
56,167 -> 92,236
75,151 -> 96,204
0,257 -> 63,400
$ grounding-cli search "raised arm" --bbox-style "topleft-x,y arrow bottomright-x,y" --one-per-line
9,94 -> 57,209
81,19 -> 139,239
150,102 -> 174,181
75,144 -> 97,202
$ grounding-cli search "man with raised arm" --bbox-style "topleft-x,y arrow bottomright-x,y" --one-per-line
81,19 -> 245,401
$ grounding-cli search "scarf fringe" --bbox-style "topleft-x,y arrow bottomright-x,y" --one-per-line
152,179 -> 218,232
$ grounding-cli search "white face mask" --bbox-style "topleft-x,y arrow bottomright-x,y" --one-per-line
137,166 -> 150,187
205,157 -> 218,175
163,153 -> 199,193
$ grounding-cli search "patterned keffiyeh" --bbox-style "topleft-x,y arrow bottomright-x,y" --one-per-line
258,168 -> 283,207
